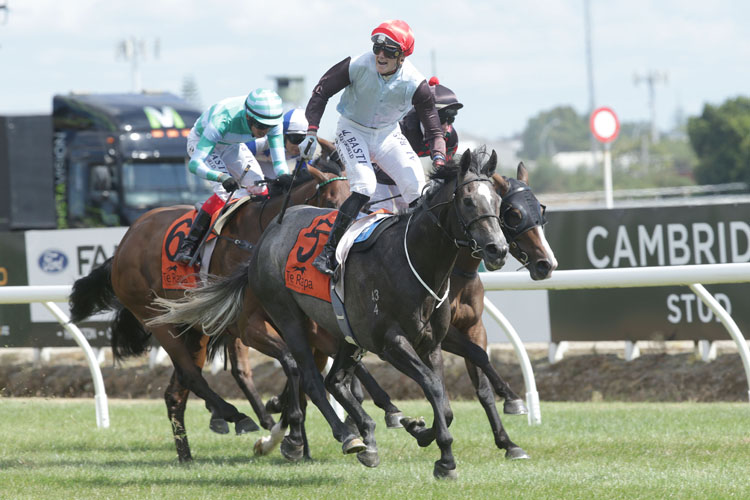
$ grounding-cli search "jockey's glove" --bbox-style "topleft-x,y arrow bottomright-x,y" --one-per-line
275,173 -> 294,189
298,134 -> 318,161
221,176 -> 240,192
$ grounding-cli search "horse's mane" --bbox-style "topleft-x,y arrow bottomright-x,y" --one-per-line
312,151 -> 343,176
420,146 -> 491,205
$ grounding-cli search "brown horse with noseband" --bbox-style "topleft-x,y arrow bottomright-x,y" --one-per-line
69,153 -> 351,463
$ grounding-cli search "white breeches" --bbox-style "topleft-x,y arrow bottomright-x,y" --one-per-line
334,116 -> 424,204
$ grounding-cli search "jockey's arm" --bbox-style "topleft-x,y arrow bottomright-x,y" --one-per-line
305,57 -> 352,133
188,117 -> 230,182
412,81 -> 446,161
188,130 -> 228,183
266,123 -> 288,177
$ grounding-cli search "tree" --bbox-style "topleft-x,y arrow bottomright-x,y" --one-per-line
687,96 -> 750,185
520,106 -> 590,160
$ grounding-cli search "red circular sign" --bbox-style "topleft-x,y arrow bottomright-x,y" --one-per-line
590,107 -> 620,143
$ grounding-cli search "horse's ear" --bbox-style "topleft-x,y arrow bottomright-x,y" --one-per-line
459,148 -> 472,175
318,137 -> 336,156
492,172 -> 509,196
517,161 -> 529,185
482,150 -> 498,177
307,165 -> 324,183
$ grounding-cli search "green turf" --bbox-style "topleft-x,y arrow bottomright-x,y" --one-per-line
0,399 -> 748,499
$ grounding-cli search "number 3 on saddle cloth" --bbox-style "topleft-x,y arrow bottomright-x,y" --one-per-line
284,210 -> 398,303
160,198 -> 251,291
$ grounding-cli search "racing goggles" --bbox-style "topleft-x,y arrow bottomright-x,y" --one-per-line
248,116 -> 272,131
372,43 -> 402,59
286,133 -> 306,145
438,107 -> 459,125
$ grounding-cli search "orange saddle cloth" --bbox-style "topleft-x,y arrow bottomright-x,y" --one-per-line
283,211 -> 337,302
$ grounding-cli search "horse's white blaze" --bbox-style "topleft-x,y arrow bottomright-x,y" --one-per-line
476,182 -> 494,206
532,227 -> 558,268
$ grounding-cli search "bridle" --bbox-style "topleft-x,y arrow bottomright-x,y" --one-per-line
404,174 -> 502,307
421,176 -> 502,258
499,180 -> 547,267
303,175 -> 348,205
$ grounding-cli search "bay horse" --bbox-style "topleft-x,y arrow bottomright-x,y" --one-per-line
150,149 -> 508,478
69,154 -> 351,463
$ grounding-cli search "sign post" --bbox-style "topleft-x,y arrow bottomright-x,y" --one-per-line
590,107 -> 620,208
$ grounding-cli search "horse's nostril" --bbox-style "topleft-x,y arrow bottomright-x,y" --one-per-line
536,260 -> 551,276
485,243 -> 508,261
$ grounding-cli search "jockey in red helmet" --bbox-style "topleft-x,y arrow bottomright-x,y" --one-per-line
299,19 -> 446,275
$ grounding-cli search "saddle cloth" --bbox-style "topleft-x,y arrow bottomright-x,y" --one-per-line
160,197 -> 252,290
283,211 -> 396,302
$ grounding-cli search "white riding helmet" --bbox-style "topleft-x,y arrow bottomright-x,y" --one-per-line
282,108 -> 308,136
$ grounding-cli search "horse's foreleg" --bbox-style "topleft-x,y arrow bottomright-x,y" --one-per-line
227,338 -> 276,430
165,370 -> 192,463
442,325 -> 526,412
464,357 -> 529,458
381,333 -> 456,479
353,362 -> 403,428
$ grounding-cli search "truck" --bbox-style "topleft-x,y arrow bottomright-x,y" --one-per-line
0,91 -> 212,231
0,92 -> 212,348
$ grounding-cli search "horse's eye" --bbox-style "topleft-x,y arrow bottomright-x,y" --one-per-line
504,209 -> 523,227
462,197 -> 475,208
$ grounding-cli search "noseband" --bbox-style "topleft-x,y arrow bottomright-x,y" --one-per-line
302,175 -> 348,205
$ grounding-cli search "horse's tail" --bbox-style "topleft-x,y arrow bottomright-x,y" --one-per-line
69,256 -> 152,360
147,263 -> 250,337
69,257 -> 118,323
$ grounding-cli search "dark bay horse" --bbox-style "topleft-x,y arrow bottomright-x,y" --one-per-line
151,149 -> 508,478
69,159 -> 350,463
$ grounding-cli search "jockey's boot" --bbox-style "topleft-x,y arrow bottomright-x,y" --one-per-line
174,208 -> 212,264
313,192 -> 370,275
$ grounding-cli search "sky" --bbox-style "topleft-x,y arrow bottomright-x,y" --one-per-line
1,0 -> 749,140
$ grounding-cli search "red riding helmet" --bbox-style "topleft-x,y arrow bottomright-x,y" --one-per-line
371,20 -> 415,57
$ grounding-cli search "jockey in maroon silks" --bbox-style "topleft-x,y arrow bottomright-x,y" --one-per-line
298,19 -> 447,275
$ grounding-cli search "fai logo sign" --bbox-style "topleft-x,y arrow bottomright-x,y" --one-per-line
38,249 -> 69,274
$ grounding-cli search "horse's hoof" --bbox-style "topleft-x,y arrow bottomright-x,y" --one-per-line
265,396 -> 282,414
178,454 -> 193,464
356,447 -> 380,468
400,416 -> 425,432
433,461 -> 458,480
385,411 -> 404,428
505,446 -> 530,460
503,399 -> 528,415
235,416 -> 260,435
280,437 -> 305,462
342,436 -> 367,455
253,438 -> 265,456
209,418 -> 229,435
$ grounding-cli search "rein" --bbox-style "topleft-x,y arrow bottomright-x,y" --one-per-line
403,175 -> 501,307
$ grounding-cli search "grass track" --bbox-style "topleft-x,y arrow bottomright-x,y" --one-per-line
0,399 -> 749,499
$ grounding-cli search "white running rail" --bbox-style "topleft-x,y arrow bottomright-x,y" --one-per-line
0,285 -> 109,429
480,262 -> 750,426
